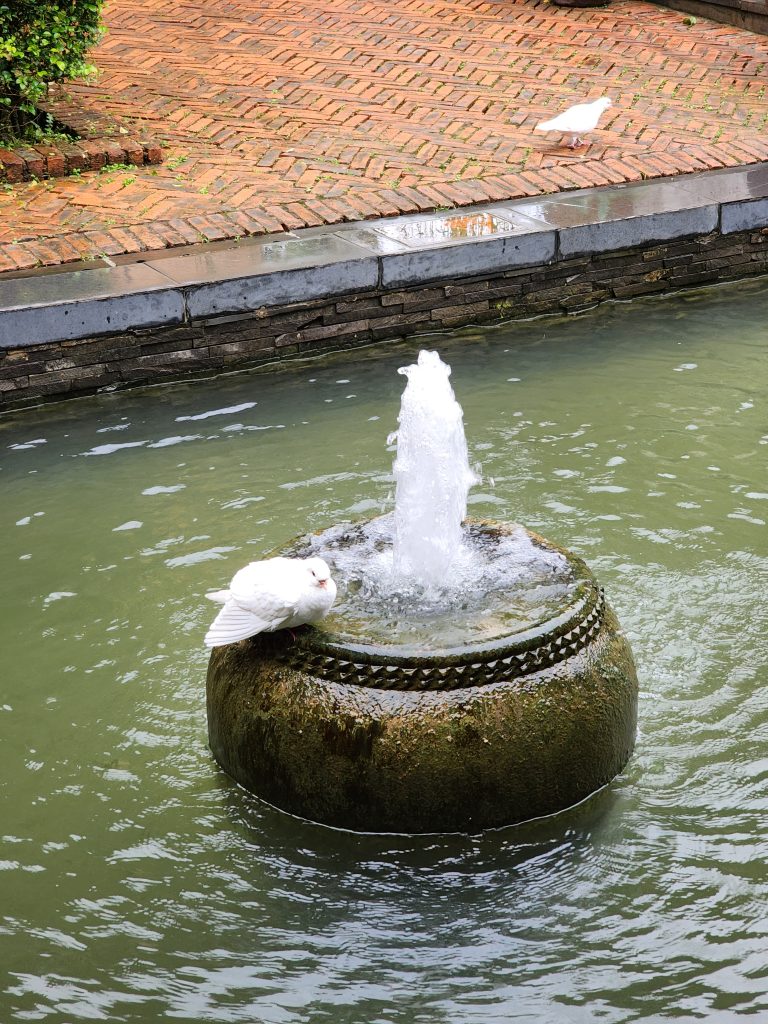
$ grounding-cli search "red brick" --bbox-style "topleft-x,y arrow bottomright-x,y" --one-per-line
34,145 -> 66,177
0,148 -> 25,183
122,140 -> 145,166
103,142 -> 128,166
78,140 -> 108,172
60,143 -> 88,173
14,148 -> 45,179
142,142 -> 163,164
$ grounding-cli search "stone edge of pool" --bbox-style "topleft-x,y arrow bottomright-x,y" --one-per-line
1,164 -> 767,409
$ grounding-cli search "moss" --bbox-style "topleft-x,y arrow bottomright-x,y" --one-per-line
207,520 -> 636,833
206,596 -> 637,833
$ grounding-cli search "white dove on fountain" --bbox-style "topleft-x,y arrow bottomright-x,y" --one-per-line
204,556 -> 337,648
534,96 -> 612,149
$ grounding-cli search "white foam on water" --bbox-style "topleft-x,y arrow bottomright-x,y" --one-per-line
307,514 -> 571,649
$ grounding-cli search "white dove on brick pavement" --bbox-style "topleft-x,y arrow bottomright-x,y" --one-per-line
535,97 -> 613,149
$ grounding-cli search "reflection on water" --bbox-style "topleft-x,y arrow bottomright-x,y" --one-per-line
1,278 -> 767,1022
377,212 -> 516,246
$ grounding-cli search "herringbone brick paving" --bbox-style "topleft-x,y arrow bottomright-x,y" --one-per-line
1,0 -> 767,272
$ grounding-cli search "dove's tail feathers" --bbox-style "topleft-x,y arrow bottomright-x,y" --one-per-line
535,118 -> 558,132
204,603 -> 264,648
205,589 -> 231,604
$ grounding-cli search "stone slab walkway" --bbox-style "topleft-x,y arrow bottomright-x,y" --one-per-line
0,0 -> 767,274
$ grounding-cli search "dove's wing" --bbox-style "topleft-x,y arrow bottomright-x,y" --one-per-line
567,102 -> 604,131
204,593 -> 300,646
229,559 -> 303,615
204,564 -> 301,647
535,102 -> 587,132
204,603 -> 271,647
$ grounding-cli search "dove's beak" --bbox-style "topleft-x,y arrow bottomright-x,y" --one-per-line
317,579 -> 328,589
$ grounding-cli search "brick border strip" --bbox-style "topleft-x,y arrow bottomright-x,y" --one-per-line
0,138 -> 163,183
0,89 -> 163,183
2,225 -> 767,410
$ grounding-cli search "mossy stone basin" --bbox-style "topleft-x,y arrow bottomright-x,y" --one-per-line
206,521 -> 638,833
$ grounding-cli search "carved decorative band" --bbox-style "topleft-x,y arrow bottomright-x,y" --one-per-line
280,587 -> 606,691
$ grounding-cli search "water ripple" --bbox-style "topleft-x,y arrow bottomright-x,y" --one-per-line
1,281 -> 768,1021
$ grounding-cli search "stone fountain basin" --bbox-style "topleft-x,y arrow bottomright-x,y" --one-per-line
206,520 -> 638,833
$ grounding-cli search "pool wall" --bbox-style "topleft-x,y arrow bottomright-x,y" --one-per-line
1,165 -> 767,410
652,0 -> 768,35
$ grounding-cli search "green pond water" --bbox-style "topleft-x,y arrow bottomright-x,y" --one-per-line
1,279 -> 767,1023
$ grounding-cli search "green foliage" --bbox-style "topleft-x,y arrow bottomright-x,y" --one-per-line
0,1 -> 104,135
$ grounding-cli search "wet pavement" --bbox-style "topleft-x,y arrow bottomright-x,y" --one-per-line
0,0 -> 767,274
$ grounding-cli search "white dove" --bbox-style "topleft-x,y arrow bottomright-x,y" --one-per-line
534,96 -> 612,149
204,556 -> 337,648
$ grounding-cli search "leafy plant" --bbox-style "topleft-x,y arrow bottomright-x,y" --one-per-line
0,1 -> 105,137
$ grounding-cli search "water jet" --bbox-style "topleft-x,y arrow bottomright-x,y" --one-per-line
206,350 -> 638,832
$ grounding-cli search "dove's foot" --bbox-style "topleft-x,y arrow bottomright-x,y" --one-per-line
567,136 -> 585,149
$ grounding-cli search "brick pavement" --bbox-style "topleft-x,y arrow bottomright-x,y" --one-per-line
0,0 -> 766,273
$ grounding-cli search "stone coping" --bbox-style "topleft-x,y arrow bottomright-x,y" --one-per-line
1,164 -> 767,350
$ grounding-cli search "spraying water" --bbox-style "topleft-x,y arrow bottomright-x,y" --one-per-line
299,348 -> 573,648
389,349 -> 479,585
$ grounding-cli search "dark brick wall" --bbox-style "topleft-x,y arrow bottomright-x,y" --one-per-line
651,0 -> 768,36
2,226 -> 768,410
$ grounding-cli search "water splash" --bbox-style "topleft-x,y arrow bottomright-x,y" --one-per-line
297,348 -> 572,645
389,350 -> 479,586
307,515 -> 573,651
